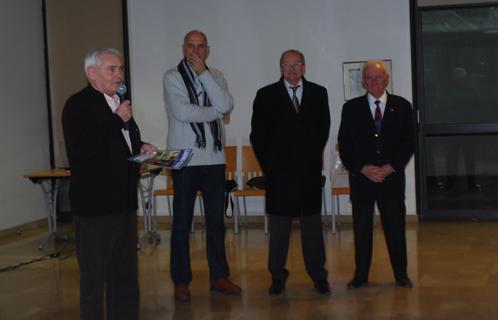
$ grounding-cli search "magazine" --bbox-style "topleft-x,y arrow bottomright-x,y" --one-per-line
129,149 -> 193,170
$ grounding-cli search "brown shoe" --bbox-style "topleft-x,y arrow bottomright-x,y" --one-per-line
210,278 -> 242,295
174,284 -> 191,302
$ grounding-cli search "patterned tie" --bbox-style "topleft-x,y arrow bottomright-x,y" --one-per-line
291,85 -> 300,113
374,100 -> 382,132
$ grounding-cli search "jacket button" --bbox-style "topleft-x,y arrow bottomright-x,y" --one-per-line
376,150 -> 381,154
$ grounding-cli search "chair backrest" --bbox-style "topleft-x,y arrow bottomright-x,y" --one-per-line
225,146 -> 237,180
164,168 -> 173,189
331,143 -> 349,189
241,146 -> 264,184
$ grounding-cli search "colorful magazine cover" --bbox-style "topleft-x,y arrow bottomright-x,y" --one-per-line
129,149 -> 193,170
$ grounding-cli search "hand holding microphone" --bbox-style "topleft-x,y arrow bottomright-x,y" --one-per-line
115,84 -> 132,130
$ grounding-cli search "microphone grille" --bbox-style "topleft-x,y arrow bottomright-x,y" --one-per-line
116,84 -> 127,96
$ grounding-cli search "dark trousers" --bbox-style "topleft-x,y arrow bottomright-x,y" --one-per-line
170,164 -> 229,285
351,199 -> 408,281
74,212 -> 138,320
268,214 -> 328,283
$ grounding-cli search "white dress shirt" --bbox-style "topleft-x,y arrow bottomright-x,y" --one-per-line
284,79 -> 303,104
104,92 -> 132,153
367,91 -> 387,120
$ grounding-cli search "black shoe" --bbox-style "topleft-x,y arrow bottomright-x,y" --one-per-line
395,277 -> 413,288
314,280 -> 331,295
468,183 -> 481,190
347,278 -> 368,289
268,280 -> 285,295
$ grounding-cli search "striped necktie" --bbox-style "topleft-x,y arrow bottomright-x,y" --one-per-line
291,85 -> 300,113
374,100 -> 382,132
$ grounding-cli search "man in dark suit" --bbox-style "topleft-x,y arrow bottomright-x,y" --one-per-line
62,48 -> 156,320
338,60 -> 415,289
251,49 -> 331,295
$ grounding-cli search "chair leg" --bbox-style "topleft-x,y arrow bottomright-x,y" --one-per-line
264,214 -> 269,234
151,196 -> 161,241
331,194 -> 336,234
242,196 -> 249,229
337,197 -> 342,226
167,195 -> 173,228
199,195 -> 205,224
322,188 -> 328,227
235,195 -> 243,233
242,197 -> 248,220
233,194 -> 239,234
191,195 -> 204,233
152,194 -> 157,226
239,200 -> 249,230
373,204 -> 377,226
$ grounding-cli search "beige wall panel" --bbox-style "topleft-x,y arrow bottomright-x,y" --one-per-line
45,0 -> 123,167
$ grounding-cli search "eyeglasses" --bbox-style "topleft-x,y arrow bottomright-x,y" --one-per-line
281,62 -> 304,69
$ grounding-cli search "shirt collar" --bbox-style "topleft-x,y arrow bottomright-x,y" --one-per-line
103,92 -> 120,112
367,91 -> 387,105
284,79 -> 303,90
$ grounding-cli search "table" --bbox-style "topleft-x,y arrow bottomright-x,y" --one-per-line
23,169 -> 70,249
24,167 -> 162,250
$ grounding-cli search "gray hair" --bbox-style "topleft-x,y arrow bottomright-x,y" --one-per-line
84,48 -> 122,72
280,49 -> 305,67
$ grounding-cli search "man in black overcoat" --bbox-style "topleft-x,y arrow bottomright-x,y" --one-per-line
250,49 -> 331,295
338,60 -> 415,289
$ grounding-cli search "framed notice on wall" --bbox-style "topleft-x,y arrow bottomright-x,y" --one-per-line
342,60 -> 392,101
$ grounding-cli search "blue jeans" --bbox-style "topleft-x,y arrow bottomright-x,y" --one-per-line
170,164 -> 229,285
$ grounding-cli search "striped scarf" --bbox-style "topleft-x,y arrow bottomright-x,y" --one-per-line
177,59 -> 222,152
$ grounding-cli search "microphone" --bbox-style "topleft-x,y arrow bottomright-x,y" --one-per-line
116,84 -> 129,130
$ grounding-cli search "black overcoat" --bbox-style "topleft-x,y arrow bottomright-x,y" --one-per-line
250,77 -> 330,217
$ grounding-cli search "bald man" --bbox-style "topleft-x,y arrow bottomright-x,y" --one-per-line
162,30 -> 240,302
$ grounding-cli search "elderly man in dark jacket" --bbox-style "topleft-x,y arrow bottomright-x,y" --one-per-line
338,60 -> 415,289
63,48 -> 156,319
250,49 -> 331,296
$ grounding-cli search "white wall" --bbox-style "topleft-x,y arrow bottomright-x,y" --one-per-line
0,0 -> 50,230
127,0 -> 416,215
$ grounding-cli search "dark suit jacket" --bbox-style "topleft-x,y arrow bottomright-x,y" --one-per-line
338,93 -> 415,202
62,85 -> 142,217
250,77 -> 330,217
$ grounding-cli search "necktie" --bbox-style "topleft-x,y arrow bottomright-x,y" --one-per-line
291,85 -> 300,113
374,100 -> 382,132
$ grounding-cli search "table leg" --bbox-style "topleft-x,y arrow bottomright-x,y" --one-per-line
38,179 -> 62,250
138,171 -> 161,248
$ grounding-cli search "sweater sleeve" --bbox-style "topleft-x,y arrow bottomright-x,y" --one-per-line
163,70 -> 224,123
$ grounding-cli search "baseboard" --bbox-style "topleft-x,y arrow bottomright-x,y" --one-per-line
139,213 -> 419,227
0,218 -> 46,240
1,213 -> 418,239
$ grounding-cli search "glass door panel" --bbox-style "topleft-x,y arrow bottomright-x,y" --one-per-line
418,4 -> 498,218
